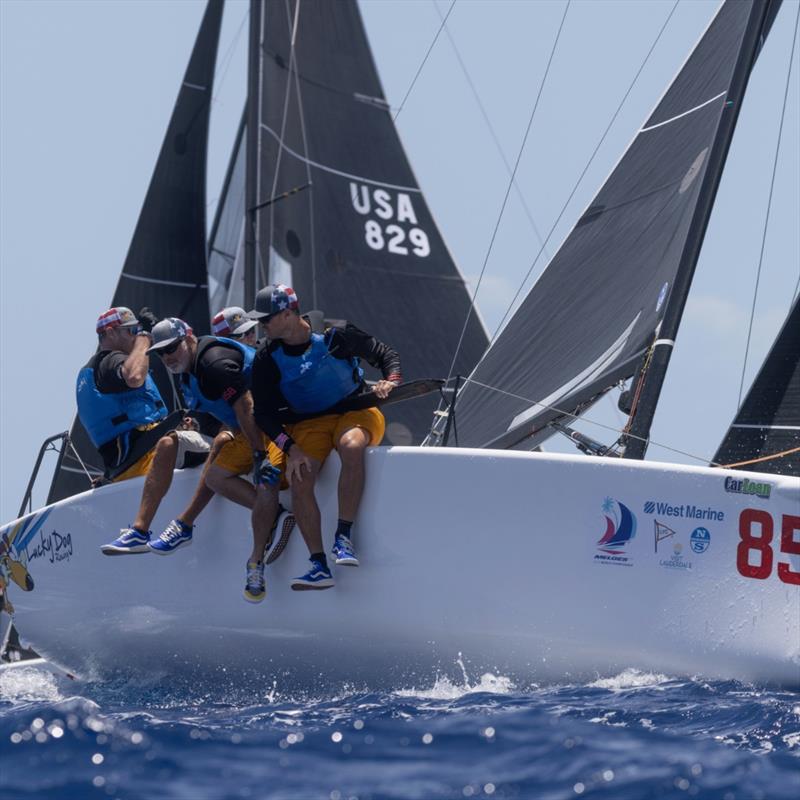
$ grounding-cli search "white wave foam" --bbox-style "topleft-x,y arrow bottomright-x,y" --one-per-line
395,672 -> 515,701
0,665 -> 64,703
588,668 -> 671,691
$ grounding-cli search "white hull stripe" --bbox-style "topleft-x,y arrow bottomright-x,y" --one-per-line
731,424 -> 800,431
640,90 -> 727,132
259,122 -> 422,193
122,272 -> 207,289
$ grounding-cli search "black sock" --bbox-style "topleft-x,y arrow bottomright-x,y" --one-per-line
311,552 -> 328,568
133,526 -> 149,536
335,519 -> 353,540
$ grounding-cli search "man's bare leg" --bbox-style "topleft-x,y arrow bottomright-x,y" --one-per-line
175,432 -> 232,526
133,434 -> 179,532
336,427 -> 370,522
290,459 -> 324,555
205,464 -> 256,509
250,484 -> 280,563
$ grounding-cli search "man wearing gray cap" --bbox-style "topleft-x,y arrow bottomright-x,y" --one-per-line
211,306 -> 259,347
246,284 -> 401,590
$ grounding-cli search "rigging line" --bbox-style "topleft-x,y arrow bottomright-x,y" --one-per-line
444,0 -> 571,389
211,6 -> 249,104
464,377 -> 716,466
287,8 -> 319,309
737,4 -> 800,410
714,445 -> 800,469
393,0 -> 457,123
433,0 -> 550,263
487,0 -> 680,346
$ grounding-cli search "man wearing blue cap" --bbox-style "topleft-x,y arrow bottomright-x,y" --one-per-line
247,285 -> 401,590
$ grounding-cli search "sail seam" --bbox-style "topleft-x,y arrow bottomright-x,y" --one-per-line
731,424 -> 800,431
639,90 -> 726,132
182,81 -> 208,92
121,272 -> 207,289
258,122 -> 422,193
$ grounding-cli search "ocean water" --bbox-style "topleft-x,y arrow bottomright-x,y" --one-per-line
1,661 -> 798,800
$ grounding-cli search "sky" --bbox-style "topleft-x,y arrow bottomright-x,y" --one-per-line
1,0 -> 798,523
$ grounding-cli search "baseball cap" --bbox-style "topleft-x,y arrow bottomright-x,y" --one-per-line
147,318 -> 193,353
246,284 -> 299,321
211,306 -> 258,337
96,306 -> 139,333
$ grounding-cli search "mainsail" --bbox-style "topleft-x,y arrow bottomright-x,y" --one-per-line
452,0 -> 782,451
247,0 -> 488,445
47,0 -> 223,503
713,297 -> 800,476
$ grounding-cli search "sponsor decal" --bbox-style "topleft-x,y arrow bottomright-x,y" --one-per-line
659,539 -> 692,571
594,498 -> 637,566
724,476 -> 771,500
27,530 -> 73,565
653,520 -> 676,552
689,526 -> 711,554
0,508 -> 54,594
642,500 -> 724,522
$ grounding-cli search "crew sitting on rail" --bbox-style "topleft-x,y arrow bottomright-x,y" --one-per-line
245,284 -> 402,592
78,307 -> 213,555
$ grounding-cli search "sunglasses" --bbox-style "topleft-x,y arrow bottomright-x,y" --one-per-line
156,339 -> 184,356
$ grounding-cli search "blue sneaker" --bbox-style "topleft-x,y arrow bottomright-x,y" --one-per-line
244,561 -> 266,603
101,527 -> 151,555
149,519 -> 193,555
332,535 -> 359,567
291,559 -> 335,591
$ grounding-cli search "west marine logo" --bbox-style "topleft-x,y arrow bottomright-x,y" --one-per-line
642,500 -> 724,521
724,476 -> 771,500
594,498 -> 637,566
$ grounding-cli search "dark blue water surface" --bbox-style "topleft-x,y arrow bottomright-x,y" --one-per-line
1,662 -> 798,800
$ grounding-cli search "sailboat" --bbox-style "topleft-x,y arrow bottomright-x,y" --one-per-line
0,0 -> 797,687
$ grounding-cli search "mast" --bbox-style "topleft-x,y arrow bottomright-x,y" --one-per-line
621,0 -> 781,460
245,0 -> 263,310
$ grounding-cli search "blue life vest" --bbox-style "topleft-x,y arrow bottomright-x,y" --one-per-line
272,331 -> 362,414
181,336 -> 255,429
76,354 -> 167,448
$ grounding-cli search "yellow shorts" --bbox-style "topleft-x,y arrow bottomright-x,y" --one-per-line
213,430 -> 286,477
287,407 -> 385,465
113,449 -> 155,482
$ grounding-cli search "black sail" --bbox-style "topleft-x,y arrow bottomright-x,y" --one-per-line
713,298 -> 800,476
47,0 -> 223,503
251,0 -> 488,445
453,0 -> 779,450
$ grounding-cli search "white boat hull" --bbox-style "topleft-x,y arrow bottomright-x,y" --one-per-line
1,448 -> 798,687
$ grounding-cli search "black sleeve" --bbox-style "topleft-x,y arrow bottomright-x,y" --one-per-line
94,351 -> 131,394
251,345 -> 288,442
196,346 -> 248,405
329,323 -> 402,382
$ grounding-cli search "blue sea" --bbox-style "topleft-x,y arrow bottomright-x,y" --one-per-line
1,661 -> 798,800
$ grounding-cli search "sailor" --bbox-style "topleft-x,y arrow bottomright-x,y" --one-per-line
80,307 -> 213,555
246,284 -> 401,590
211,305 -> 259,347
140,318 -> 286,602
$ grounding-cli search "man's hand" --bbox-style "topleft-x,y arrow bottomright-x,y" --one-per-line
371,379 -> 398,399
286,444 -> 314,485
252,451 -> 280,487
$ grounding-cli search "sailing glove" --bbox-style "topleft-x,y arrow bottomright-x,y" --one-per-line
138,307 -> 159,333
252,450 -> 280,487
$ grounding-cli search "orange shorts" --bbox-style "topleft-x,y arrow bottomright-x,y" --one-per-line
286,407 -> 385,465
213,430 -> 286,477
114,449 -> 155,482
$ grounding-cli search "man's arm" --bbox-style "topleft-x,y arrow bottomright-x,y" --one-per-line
121,333 -> 153,388
329,324 -> 402,398
233,391 -> 265,452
